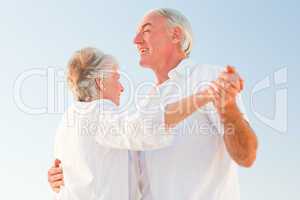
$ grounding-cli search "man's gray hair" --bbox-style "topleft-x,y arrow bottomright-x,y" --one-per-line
67,47 -> 118,101
152,8 -> 193,56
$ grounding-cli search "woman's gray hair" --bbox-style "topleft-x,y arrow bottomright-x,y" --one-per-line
151,8 -> 193,56
67,47 -> 118,101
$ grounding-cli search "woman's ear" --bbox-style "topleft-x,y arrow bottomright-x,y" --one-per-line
95,78 -> 104,91
171,26 -> 183,44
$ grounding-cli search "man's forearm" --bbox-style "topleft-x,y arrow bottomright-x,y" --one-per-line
222,104 -> 258,167
165,93 -> 211,128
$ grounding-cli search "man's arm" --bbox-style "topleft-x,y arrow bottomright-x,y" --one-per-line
165,88 -> 213,128
213,66 -> 258,167
221,103 -> 258,167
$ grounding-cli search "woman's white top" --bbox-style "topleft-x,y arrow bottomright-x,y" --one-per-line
54,99 -> 172,200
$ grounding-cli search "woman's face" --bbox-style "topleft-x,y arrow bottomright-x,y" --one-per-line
100,65 -> 124,106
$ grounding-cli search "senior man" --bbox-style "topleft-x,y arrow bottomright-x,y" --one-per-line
48,8 -> 258,200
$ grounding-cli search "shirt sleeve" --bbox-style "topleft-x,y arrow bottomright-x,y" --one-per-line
94,105 -> 173,151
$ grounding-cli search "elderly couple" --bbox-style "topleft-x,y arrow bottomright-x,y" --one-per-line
48,8 -> 258,200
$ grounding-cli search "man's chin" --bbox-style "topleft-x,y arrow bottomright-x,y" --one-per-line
139,59 -> 152,68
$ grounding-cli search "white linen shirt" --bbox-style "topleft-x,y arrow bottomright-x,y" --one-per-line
54,99 -> 173,200
136,58 -> 248,200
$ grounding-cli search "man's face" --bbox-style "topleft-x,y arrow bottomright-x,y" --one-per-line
133,12 -> 174,69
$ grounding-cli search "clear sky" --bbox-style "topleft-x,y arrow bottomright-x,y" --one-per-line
0,0 -> 299,199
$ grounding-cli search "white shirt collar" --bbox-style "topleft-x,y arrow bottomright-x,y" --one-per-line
153,58 -> 196,93
167,58 -> 195,79
73,99 -> 117,114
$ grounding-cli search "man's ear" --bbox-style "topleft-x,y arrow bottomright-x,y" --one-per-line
171,27 -> 183,44
95,78 -> 104,91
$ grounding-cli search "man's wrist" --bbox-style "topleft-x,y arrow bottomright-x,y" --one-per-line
221,102 -> 242,123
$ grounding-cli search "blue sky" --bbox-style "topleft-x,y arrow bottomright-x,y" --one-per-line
0,0 -> 299,199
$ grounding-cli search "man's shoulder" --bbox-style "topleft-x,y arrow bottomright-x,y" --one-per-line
189,63 -> 222,80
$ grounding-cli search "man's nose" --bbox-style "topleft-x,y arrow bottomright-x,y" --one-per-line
133,32 -> 143,44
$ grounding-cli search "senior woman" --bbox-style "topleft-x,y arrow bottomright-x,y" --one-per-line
53,47 -> 214,199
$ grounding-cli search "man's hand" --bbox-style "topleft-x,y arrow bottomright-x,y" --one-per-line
211,65 -> 243,120
48,159 -> 64,193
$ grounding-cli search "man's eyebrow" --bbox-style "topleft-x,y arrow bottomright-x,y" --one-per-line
139,23 -> 152,31
142,23 -> 152,29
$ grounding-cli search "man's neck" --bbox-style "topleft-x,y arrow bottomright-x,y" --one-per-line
154,53 -> 186,85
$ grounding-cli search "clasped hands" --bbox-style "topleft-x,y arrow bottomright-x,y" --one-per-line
202,65 -> 244,120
